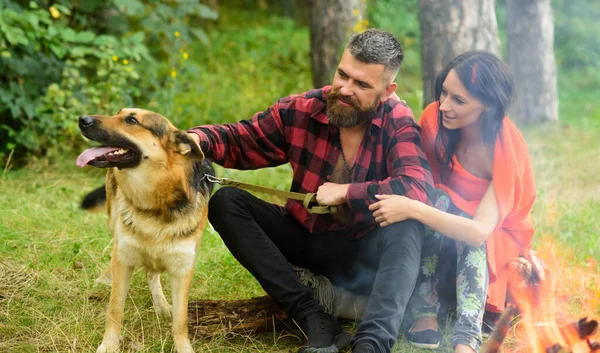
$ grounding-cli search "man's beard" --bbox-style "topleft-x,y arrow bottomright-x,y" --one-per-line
326,90 -> 381,128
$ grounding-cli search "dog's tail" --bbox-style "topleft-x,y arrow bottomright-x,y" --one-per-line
81,185 -> 107,211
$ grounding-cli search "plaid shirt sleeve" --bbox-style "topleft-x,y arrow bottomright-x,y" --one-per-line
187,103 -> 289,170
346,104 -> 436,211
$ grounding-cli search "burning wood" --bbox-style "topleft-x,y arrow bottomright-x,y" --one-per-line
483,252 -> 599,353
483,306 -> 519,353
484,310 -> 599,353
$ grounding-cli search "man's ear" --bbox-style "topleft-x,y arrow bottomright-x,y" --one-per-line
382,82 -> 398,102
169,130 -> 205,161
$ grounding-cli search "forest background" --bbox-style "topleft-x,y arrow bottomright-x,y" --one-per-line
0,0 -> 599,352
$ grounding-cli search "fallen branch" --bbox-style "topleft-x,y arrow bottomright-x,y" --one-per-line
187,295 -> 294,337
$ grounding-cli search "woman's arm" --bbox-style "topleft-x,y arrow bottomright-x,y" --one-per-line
369,182 -> 500,247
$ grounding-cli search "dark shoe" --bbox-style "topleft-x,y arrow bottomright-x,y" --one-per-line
406,329 -> 441,349
297,311 -> 351,353
352,341 -> 378,353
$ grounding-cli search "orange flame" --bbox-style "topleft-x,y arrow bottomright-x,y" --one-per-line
502,239 -> 599,353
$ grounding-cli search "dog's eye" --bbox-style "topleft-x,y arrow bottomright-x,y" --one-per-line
125,116 -> 139,125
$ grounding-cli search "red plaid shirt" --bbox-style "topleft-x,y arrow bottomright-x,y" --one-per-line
189,86 -> 435,238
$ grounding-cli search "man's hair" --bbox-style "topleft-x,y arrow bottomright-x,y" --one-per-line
345,29 -> 404,78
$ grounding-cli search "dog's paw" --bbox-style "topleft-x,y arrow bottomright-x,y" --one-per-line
153,302 -> 172,317
95,276 -> 112,287
173,337 -> 194,353
96,339 -> 120,353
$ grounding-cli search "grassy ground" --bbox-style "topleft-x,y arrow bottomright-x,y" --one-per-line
1,9 -> 600,353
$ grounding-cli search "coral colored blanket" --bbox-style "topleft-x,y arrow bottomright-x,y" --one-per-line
419,102 -> 536,312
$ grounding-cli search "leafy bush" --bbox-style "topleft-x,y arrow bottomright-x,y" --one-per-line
0,0 -> 217,166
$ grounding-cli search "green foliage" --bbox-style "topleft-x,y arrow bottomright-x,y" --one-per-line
552,0 -> 600,71
497,0 -> 600,84
369,0 -> 423,111
166,13 -> 312,128
0,0 -> 217,166
0,1 -> 142,164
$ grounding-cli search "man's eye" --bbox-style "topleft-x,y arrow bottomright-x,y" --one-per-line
126,116 -> 139,125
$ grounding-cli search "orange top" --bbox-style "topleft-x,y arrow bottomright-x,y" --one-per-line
419,102 -> 536,312
446,155 -> 490,202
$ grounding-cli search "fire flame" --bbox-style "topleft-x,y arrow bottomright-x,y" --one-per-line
487,238 -> 599,353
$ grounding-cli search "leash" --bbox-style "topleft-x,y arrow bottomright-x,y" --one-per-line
203,175 -> 344,220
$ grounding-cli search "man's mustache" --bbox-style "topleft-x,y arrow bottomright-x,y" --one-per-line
329,91 -> 359,109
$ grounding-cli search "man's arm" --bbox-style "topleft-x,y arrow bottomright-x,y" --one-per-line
187,103 -> 288,170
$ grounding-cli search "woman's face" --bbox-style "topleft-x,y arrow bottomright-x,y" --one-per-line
439,69 -> 486,130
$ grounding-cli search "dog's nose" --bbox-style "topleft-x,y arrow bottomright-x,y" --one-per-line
79,116 -> 95,128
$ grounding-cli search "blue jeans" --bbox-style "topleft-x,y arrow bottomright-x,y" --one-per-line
208,187 -> 425,353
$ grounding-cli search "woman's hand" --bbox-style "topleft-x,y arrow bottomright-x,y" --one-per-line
369,194 -> 419,227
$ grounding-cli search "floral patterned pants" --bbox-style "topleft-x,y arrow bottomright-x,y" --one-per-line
410,190 -> 489,352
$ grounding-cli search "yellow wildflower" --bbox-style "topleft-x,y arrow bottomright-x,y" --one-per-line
353,19 -> 369,33
126,67 -> 132,73
171,70 -> 177,78
352,9 -> 360,16
112,55 -> 118,62
49,6 -> 60,19
182,52 -> 189,60
174,31 -> 180,37
123,59 -> 129,65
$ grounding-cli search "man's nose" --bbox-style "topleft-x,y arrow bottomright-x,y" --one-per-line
339,84 -> 353,96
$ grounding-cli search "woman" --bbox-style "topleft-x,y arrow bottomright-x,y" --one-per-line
369,51 -> 536,353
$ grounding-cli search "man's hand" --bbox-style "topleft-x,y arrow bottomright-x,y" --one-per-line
369,194 -> 419,227
316,182 -> 349,206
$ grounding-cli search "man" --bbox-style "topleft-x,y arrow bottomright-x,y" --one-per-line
188,29 -> 435,353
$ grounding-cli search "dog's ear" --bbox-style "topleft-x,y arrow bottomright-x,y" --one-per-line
169,130 -> 205,161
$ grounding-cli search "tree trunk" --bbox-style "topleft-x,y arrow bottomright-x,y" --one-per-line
309,0 -> 367,88
506,0 -> 558,123
418,0 -> 500,106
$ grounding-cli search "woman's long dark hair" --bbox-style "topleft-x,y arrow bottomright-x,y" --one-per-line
434,51 -> 515,181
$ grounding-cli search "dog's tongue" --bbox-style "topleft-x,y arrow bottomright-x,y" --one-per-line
76,147 -> 121,167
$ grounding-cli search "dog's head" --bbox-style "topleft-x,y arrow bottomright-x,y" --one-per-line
76,108 -> 204,169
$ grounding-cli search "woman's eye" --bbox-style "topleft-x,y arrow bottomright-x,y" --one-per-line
126,116 -> 139,125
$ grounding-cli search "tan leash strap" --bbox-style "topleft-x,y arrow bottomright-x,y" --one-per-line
204,175 -> 339,216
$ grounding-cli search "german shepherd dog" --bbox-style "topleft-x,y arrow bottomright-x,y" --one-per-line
76,108 -> 214,353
